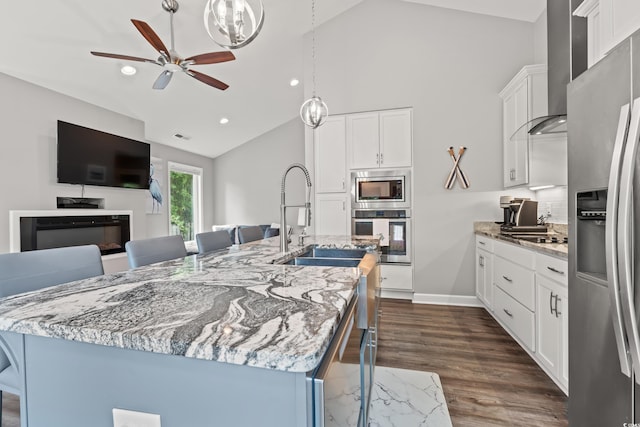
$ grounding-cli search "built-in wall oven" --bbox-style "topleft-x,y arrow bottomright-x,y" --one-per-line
351,170 -> 411,263
352,210 -> 411,264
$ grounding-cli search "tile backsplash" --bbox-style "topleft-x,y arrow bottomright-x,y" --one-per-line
535,186 -> 568,224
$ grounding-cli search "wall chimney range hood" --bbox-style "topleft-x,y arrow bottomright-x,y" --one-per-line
511,0 -> 586,140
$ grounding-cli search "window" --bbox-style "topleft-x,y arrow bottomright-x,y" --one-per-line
167,162 -> 203,241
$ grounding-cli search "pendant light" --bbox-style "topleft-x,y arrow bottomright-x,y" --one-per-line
203,0 -> 264,49
300,0 -> 328,129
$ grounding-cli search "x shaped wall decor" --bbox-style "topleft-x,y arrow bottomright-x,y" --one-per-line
445,146 -> 469,189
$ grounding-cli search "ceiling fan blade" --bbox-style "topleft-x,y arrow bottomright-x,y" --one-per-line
91,51 -> 155,63
184,51 -> 236,65
131,19 -> 170,58
186,69 -> 229,91
153,70 -> 173,90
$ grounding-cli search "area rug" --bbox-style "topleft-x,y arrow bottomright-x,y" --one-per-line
369,367 -> 452,427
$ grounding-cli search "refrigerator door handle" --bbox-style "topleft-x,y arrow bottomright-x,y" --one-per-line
618,98 -> 640,383
606,103 -> 633,377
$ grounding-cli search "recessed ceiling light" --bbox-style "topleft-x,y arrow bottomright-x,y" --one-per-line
290,78 -> 300,87
220,117 -> 229,125
120,65 -> 137,76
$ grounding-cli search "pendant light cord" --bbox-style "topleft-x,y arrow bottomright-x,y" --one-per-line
311,0 -> 316,97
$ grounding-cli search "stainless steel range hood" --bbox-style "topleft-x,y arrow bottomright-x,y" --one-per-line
511,0 -> 586,140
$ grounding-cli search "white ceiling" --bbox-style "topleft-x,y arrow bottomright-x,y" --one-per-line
0,0 -> 544,159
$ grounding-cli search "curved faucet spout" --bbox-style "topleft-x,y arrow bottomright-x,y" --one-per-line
280,163 -> 312,253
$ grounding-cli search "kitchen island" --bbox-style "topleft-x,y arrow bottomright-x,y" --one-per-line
0,235 -> 378,427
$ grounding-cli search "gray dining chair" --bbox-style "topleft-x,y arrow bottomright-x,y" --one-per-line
196,230 -> 233,254
237,226 -> 264,244
125,235 -> 187,268
0,244 -> 104,423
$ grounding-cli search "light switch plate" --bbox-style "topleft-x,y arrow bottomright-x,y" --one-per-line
113,408 -> 161,427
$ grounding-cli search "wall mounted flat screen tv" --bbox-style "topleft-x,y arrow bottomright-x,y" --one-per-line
57,121 -> 150,189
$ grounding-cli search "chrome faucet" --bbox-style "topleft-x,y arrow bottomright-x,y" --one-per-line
280,163 -> 312,253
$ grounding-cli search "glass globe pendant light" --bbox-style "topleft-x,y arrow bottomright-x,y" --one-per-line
300,0 -> 328,129
203,0 -> 264,49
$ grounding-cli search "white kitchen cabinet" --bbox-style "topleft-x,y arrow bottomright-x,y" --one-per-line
493,240 -> 536,351
574,0 -> 604,67
475,236 -> 494,309
535,253 -> 569,392
599,0 -> 640,57
347,109 -> 412,170
314,116 -> 347,193
380,264 -> 413,292
314,193 -> 349,236
499,65 -> 548,188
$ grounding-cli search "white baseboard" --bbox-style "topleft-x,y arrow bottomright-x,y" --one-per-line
412,293 -> 483,307
380,289 -> 414,300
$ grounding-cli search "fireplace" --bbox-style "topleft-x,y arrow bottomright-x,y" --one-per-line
10,210 -> 132,256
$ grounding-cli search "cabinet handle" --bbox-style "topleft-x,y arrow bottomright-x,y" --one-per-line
342,180 -> 345,190
555,295 -> 561,318
380,153 -> 384,164
503,308 -> 513,317
510,169 -> 516,181
479,255 -> 484,267
376,153 -> 380,165
546,266 -> 565,275
479,241 -> 486,245
502,275 -> 513,282
342,201 -> 345,211
549,291 -> 555,315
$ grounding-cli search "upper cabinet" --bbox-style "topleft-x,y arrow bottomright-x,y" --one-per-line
314,115 -> 347,193
348,109 -> 412,170
575,0 -> 640,67
499,65 -> 548,188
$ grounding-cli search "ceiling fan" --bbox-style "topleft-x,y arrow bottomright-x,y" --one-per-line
91,0 -> 235,90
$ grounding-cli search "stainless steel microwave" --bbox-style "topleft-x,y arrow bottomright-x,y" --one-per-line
351,169 -> 411,210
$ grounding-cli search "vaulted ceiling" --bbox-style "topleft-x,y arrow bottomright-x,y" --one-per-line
0,0 -> 544,158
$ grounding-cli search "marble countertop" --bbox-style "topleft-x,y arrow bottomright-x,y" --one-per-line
474,222 -> 568,258
0,235 -> 378,373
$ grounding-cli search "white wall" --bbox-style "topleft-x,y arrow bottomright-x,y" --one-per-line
534,9 -> 548,65
0,72 -> 215,254
211,118 -> 305,227
305,0 -> 537,297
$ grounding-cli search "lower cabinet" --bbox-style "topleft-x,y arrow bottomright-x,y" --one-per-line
476,247 -> 493,309
475,235 -> 568,395
314,194 -> 349,235
380,264 -> 413,296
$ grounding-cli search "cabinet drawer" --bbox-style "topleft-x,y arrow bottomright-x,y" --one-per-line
535,253 -> 568,285
494,286 -> 535,351
380,264 -> 413,291
476,235 -> 494,252
494,256 -> 535,310
493,240 -> 535,269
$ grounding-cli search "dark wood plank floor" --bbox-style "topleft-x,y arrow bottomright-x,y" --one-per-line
0,299 -> 568,427
376,299 -> 568,426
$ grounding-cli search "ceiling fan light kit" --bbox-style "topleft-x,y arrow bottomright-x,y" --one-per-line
203,0 -> 264,50
300,0 -> 328,129
90,0 -> 235,91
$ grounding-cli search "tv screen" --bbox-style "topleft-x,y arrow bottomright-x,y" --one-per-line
57,121 -> 150,189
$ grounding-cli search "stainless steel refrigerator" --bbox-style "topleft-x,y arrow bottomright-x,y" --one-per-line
568,28 -> 640,426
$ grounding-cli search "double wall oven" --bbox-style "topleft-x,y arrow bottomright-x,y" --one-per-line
351,169 -> 411,264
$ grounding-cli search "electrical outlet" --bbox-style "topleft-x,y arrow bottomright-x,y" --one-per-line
113,408 -> 161,427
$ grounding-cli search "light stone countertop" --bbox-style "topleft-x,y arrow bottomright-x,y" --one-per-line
0,235 -> 378,373
474,221 -> 568,258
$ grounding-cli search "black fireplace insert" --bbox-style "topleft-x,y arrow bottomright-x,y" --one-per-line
20,215 -> 131,256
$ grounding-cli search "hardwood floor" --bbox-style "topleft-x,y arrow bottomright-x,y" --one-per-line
376,299 -> 568,426
0,299 -> 568,427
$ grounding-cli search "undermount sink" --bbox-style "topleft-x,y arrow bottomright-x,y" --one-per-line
283,257 -> 362,267
278,246 -> 367,267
